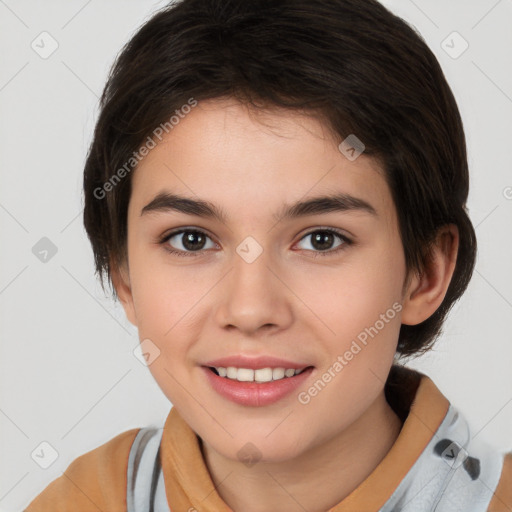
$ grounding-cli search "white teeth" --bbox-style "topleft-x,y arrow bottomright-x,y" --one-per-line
237,368 -> 254,382
255,368 -> 273,382
213,366 -> 306,382
226,367 -> 237,379
272,367 -> 285,380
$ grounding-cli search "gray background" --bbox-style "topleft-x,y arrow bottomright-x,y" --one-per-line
0,0 -> 511,510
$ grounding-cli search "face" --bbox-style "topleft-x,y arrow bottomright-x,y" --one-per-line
117,97 -> 410,463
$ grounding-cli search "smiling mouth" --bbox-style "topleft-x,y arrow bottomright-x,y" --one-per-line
208,366 -> 314,383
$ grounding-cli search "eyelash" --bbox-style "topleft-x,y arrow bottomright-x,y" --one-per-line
158,228 -> 353,258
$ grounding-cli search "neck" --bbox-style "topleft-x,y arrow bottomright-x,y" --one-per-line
200,390 -> 403,512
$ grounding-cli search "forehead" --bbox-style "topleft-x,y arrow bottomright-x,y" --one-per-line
130,98 -> 394,223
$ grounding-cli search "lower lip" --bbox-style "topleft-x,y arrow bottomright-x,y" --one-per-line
202,366 -> 314,407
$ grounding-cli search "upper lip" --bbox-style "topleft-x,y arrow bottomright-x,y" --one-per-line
203,355 -> 313,370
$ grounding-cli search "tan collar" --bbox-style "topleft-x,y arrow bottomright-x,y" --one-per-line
160,364 -> 450,512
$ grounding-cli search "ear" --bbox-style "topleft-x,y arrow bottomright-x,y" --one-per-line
401,224 -> 459,326
111,260 -> 138,327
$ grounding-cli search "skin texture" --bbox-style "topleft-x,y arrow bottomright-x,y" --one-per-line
113,98 -> 459,512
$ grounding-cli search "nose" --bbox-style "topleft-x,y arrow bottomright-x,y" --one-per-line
213,242 -> 294,336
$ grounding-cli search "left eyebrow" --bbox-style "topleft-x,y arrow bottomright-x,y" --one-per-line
140,191 -> 377,222
275,193 -> 377,221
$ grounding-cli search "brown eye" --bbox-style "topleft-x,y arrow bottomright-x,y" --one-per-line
296,229 -> 352,256
162,229 -> 216,256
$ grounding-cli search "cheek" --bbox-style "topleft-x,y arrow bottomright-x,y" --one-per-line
303,253 -> 403,336
127,249 -> 213,390
298,249 -> 405,392
295,265 -> 403,434
128,244 -> 202,335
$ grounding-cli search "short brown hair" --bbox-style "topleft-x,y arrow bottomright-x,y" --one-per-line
83,0 -> 477,358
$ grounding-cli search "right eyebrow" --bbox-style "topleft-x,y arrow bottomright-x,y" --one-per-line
141,192 -> 228,223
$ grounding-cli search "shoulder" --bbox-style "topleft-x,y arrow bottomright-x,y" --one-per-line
487,452 -> 512,512
24,428 -> 141,512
